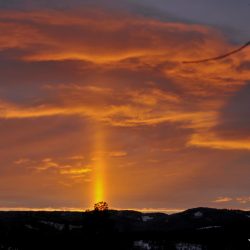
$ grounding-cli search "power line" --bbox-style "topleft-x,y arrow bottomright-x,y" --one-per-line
182,40 -> 250,64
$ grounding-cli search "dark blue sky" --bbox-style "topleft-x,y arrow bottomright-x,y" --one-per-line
140,0 -> 250,42
1,0 -> 249,42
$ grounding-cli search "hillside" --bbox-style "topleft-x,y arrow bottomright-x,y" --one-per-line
0,207 -> 249,249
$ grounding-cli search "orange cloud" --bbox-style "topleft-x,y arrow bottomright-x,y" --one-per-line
0,9 -> 243,65
236,197 -> 250,204
213,197 -> 233,203
213,196 -> 250,204
0,97 -> 217,129
189,131 -> 250,150
59,168 -> 92,175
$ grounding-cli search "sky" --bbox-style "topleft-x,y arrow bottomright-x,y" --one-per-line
0,0 -> 250,211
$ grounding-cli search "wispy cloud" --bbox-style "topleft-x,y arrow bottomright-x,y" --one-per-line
213,197 -> 233,203
236,197 -> 250,204
213,196 -> 250,204
189,132 -> 250,150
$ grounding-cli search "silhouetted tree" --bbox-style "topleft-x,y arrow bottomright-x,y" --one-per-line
94,201 -> 109,211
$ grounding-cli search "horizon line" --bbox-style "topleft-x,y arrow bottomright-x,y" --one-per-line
0,207 -> 183,214
0,207 -> 249,213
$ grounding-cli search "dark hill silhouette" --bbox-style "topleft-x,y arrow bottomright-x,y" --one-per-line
0,207 -> 249,249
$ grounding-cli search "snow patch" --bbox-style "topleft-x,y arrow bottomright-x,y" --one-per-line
134,240 -> 151,250
194,211 -> 203,218
40,220 -> 65,231
198,225 -> 221,230
142,215 -> 153,222
176,243 -> 203,250
25,224 -> 38,230
69,225 -> 83,230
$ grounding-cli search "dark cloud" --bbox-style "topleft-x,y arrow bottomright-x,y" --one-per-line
215,82 -> 250,139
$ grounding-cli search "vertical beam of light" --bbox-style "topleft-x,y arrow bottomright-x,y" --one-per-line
93,125 -> 106,205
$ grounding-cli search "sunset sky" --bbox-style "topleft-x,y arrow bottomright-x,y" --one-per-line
0,0 -> 250,211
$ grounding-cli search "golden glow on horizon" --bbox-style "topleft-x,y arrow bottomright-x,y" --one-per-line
0,207 -> 185,214
93,126 -> 106,205
95,174 -> 104,203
